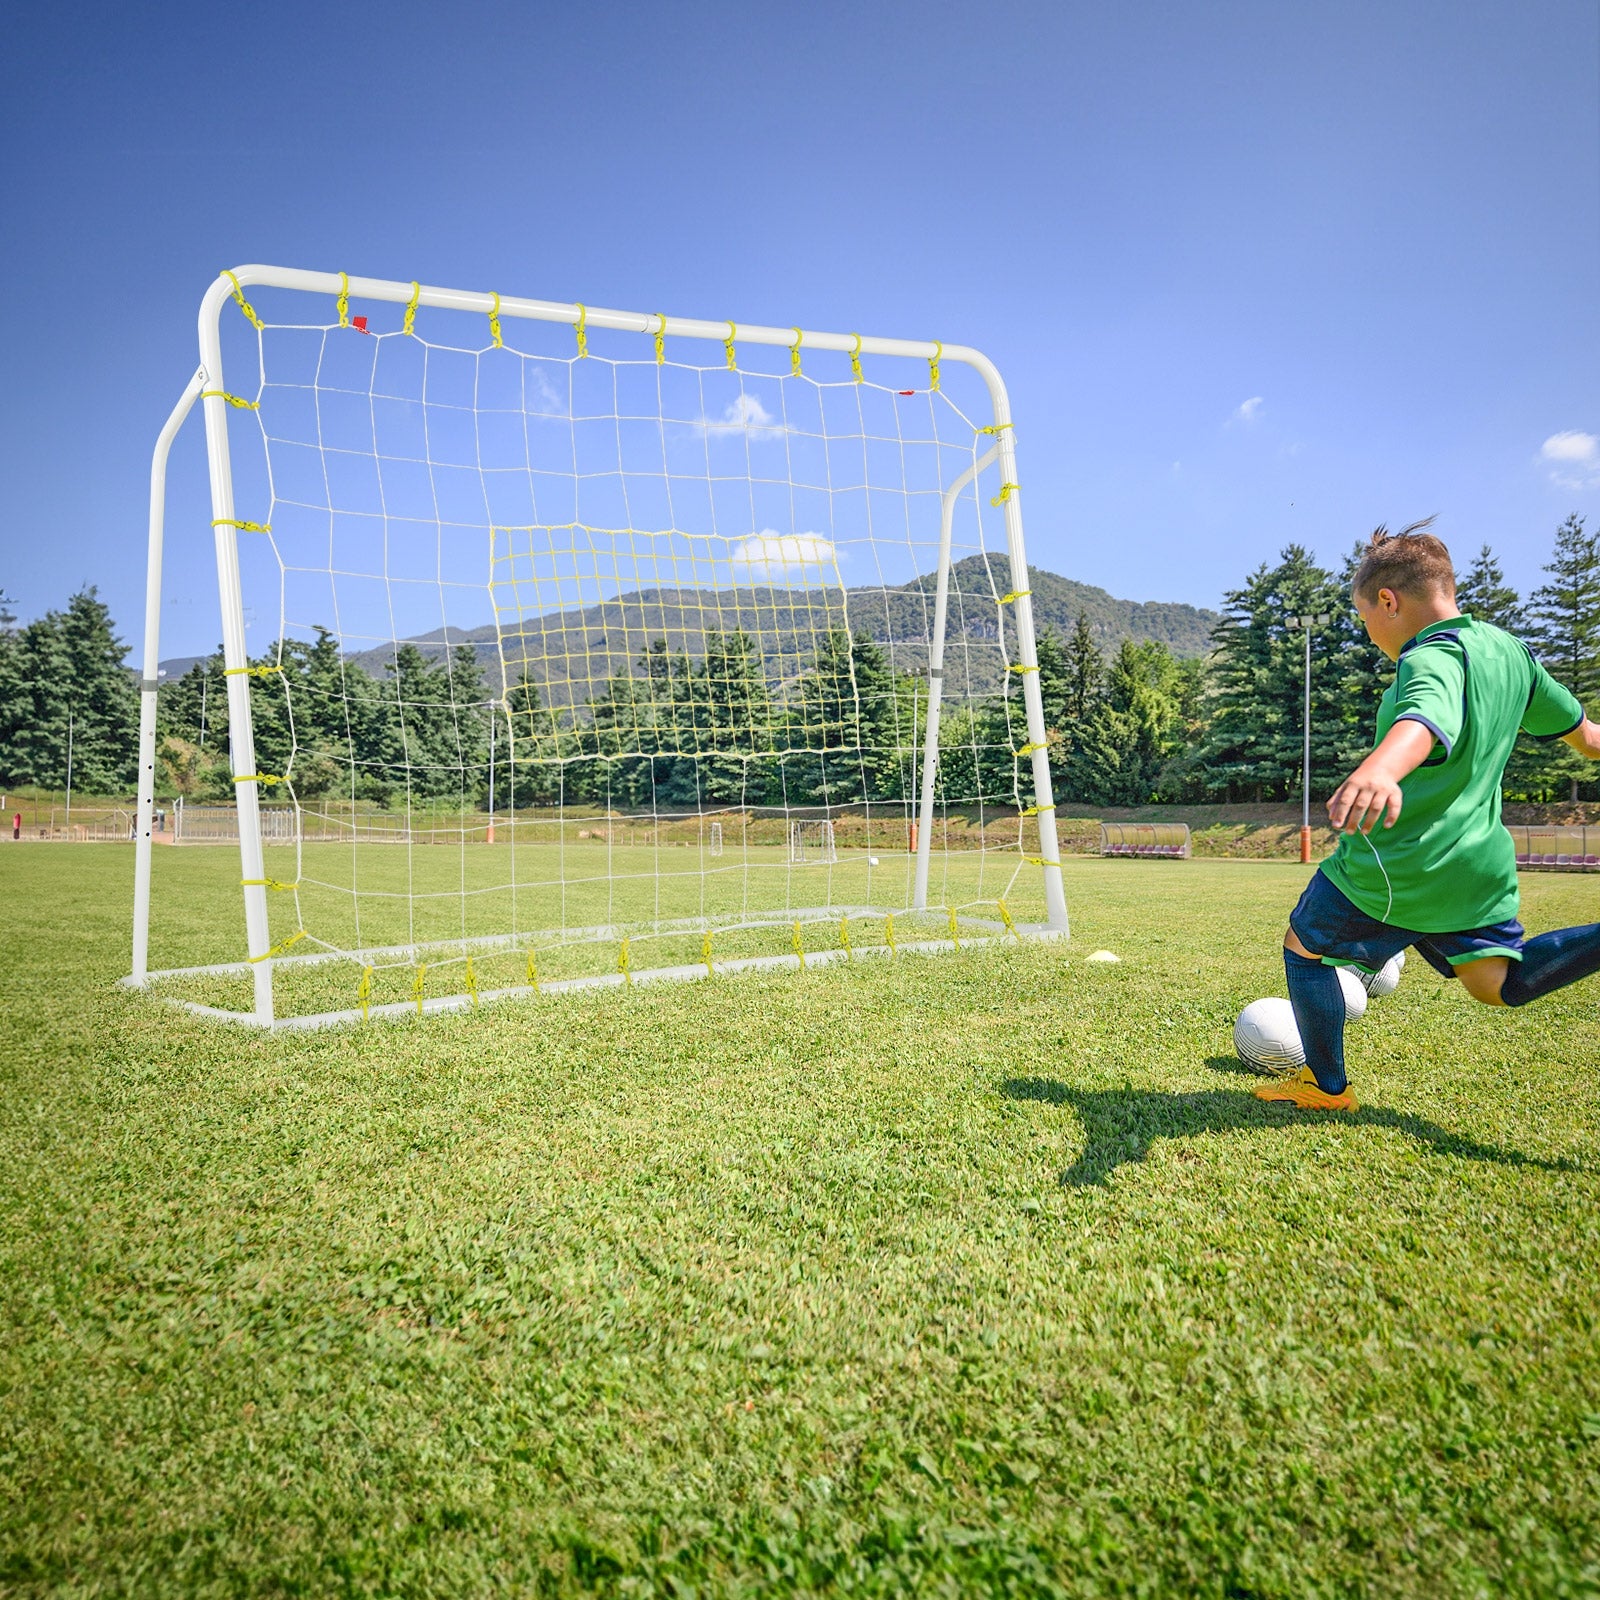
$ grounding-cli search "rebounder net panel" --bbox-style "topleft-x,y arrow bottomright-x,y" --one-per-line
145,275 -> 1063,1024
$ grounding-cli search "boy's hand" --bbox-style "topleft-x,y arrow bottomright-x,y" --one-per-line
1329,770 -> 1405,833
1327,719 -> 1437,834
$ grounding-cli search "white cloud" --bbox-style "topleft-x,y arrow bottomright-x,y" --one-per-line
701,392 -> 787,440
1540,430 -> 1600,488
525,365 -> 569,417
1233,396 -> 1264,424
729,531 -> 838,584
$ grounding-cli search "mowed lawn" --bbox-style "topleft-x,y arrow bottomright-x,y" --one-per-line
2,846 -> 1599,1597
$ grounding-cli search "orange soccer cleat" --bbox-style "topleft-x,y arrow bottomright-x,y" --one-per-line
1253,1067 -> 1359,1113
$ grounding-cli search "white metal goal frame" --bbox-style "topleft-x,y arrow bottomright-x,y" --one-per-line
126,264 -> 1070,1028
789,820 -> 840,865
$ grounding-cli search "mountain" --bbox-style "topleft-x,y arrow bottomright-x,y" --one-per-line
165,558 -> 1220,705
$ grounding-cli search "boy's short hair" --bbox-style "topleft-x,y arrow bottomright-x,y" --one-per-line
1351,518 -> 1457,603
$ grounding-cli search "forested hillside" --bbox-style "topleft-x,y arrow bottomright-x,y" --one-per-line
5,515 -> 1597,807
328,556 -> 1220,709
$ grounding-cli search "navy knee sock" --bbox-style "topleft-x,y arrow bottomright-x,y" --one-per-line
1284,948 -> 1347,1094
1501,923 -> 1600,1007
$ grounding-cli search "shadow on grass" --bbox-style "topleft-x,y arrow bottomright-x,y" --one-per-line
1002,1063 -> 1586,1188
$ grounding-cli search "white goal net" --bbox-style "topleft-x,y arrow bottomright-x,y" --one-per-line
129,266 -> 1068,1027
788,820 -> 839,866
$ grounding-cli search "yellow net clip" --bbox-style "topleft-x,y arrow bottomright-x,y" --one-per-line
701,931 -> 715,977
488,291 -> 503,349
884,913 -> 897,955
1013,741 -> 1045,760
224,662 -> 281,678
724,322 -> 737,370
947,907 -> 961,948
212,518 -> 271,534
997,899 -> 1022,942
412,964 -> 427,1016
465,956 -> 480,1007
792,920 -> 807,970
839,917 -> 853,959
201,390 -> 259,410
1020,804 -> 1056,817
653,313 -> 667,365
618,938 -> 632,985
998,589 -> 1032,605
849,332 -> 864,384
357,964 -> 373,1022
403,281 -> 421,337
990,482 -> 1019,507
222,269 -> 263,331
979,422 -> 1014,435
1009,663 -> 1039,675
248,928 -> 306,964
525,949 -> 540,992
789,327 -> 803,377
241,877 -> 298,892
232,772 -> 282,786
574,303 -> 589,358
336,272 -> 350,329
929,340 -> 942,391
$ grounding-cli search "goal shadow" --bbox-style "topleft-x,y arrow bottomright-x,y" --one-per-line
999,1073 -> 1585,1189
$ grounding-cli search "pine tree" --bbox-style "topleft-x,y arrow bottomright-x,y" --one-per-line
1196,546 -> 1346,802
57,589 -> 140,792
1456,544 -> 1523,632
698,630 -> 778,805
1522,514 -> 1600,800
0,589 -> 138,792
0,593 -> 24,787
1330,542 -> 1394,771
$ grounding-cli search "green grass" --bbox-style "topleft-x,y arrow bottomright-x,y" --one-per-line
3,847 -> 1599,1596
139,840 -> 1049,1019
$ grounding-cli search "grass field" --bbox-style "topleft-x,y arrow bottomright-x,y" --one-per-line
3,846 -> 1599,1596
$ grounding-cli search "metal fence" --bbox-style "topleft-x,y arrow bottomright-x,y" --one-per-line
174,804 -> 300,844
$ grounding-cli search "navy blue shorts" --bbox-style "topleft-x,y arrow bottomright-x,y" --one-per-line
1289,869 -> 1524,978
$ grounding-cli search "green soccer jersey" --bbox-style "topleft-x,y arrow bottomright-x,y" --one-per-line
1320,614 -> 1583,931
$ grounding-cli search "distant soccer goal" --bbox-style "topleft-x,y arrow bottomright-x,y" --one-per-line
127,265 -> 1069,1027
1100,822 -> 1191,859
789,819 -> 839,865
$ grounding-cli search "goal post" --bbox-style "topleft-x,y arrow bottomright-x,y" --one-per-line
129,265 -> 1069,1028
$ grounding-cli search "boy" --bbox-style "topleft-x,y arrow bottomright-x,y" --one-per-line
1257,522 -> 1600,1111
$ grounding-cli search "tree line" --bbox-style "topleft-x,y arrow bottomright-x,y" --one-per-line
3,512 -> 1597,807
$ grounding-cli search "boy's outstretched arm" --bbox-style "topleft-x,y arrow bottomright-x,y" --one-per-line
1326,720 -> 1437,834
1560,717 -> 1600,759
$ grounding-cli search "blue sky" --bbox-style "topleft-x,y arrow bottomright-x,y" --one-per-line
3,0 -> 1597,659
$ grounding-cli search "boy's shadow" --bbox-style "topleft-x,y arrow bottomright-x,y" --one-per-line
1003,1060 -> 1585,1188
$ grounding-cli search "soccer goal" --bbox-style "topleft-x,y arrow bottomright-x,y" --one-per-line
788,819 -> 839,865
126,266 -> 1069,1027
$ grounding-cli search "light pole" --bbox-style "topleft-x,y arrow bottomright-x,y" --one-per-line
1285,613 -> 1330,863
64,704 -> 74,831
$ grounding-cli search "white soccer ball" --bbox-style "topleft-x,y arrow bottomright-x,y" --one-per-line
1337,966 -> 1368,1022
1234,998 -> 1305,1073
868,856 -> 880,866
1361,950 -> 1406,998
